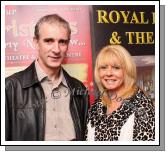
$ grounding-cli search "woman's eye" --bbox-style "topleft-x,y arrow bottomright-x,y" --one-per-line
99,65 -> 108,69
113,65 -> 121,69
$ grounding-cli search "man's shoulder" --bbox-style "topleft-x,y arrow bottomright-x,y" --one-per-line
62,68 -> 86,89
5,69 -> 26,90
6,69 -> 26,82
5,62 -> 36,86
70,76 -> 84,86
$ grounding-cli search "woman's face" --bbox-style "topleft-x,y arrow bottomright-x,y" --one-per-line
99,62 -> 124,94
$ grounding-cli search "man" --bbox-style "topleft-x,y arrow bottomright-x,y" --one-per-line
5,14 -> 89,141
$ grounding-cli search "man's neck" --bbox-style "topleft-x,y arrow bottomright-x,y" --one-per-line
48,68 -> 61,83
37,59 -> 61,83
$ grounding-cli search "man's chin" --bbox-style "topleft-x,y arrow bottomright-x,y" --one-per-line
51,65 -> 61,69
48,63 -> 61,69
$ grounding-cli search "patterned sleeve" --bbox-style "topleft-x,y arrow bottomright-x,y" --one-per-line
85,112 -> 89,140
85,103 -> 93,141
133,96 -> 155,141
84,101 -> 99,141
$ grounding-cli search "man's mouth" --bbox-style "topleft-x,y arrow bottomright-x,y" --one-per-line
49,56 -> 61,60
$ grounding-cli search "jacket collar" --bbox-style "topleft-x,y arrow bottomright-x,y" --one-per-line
22,61 -> 39,88
62,68 -> 77,91
62,69 -> 85,96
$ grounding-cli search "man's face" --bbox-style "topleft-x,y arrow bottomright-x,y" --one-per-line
34,22 -> 70,72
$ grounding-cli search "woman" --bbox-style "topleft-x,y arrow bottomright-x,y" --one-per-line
86,45 -> 155,141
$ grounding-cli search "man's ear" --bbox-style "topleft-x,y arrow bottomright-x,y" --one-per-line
33,37 -> 39,50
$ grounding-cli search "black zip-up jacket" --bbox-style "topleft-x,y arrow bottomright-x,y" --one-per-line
5,62 -> 89,141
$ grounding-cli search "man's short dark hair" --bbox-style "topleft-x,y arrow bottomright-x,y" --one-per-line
34,14 -> 71,39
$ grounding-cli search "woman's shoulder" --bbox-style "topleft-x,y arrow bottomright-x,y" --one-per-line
133,87 -> 154,110
88,97 -> 106,116
87,98 -> 106,126
89,98 -> 102,110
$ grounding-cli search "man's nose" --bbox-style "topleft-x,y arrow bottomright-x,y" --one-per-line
52,41 -> 60,53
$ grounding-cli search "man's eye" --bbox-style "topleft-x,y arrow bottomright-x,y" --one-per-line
46,40 -> 51,42
44,39 -> 54,44
58,39 -> 69,45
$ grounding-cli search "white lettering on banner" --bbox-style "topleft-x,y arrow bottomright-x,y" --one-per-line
23,39 -> 36,50
5,20 -> 34,37
70,40 -> 86,46
66,52 -> 81,58
6,9 -> 16,15
5,42 -> 18,51
5,55 -> 36,61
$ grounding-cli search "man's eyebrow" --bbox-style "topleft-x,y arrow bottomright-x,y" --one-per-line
59,39 -> 70,42
43,38 -> 69,41
43,38 -> 55,41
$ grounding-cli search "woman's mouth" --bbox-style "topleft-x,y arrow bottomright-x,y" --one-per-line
106,79 -> 117,84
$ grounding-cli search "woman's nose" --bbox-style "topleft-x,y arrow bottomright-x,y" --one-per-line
106,66 -> 113,76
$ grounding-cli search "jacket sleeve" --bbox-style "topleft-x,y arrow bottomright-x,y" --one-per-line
83,89 -> 90,140
5,78 -> 13,141
133,99 -> 155,141
5,95 -> 10,140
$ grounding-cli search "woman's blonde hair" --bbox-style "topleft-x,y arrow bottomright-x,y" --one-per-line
94,45 -> 137,100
